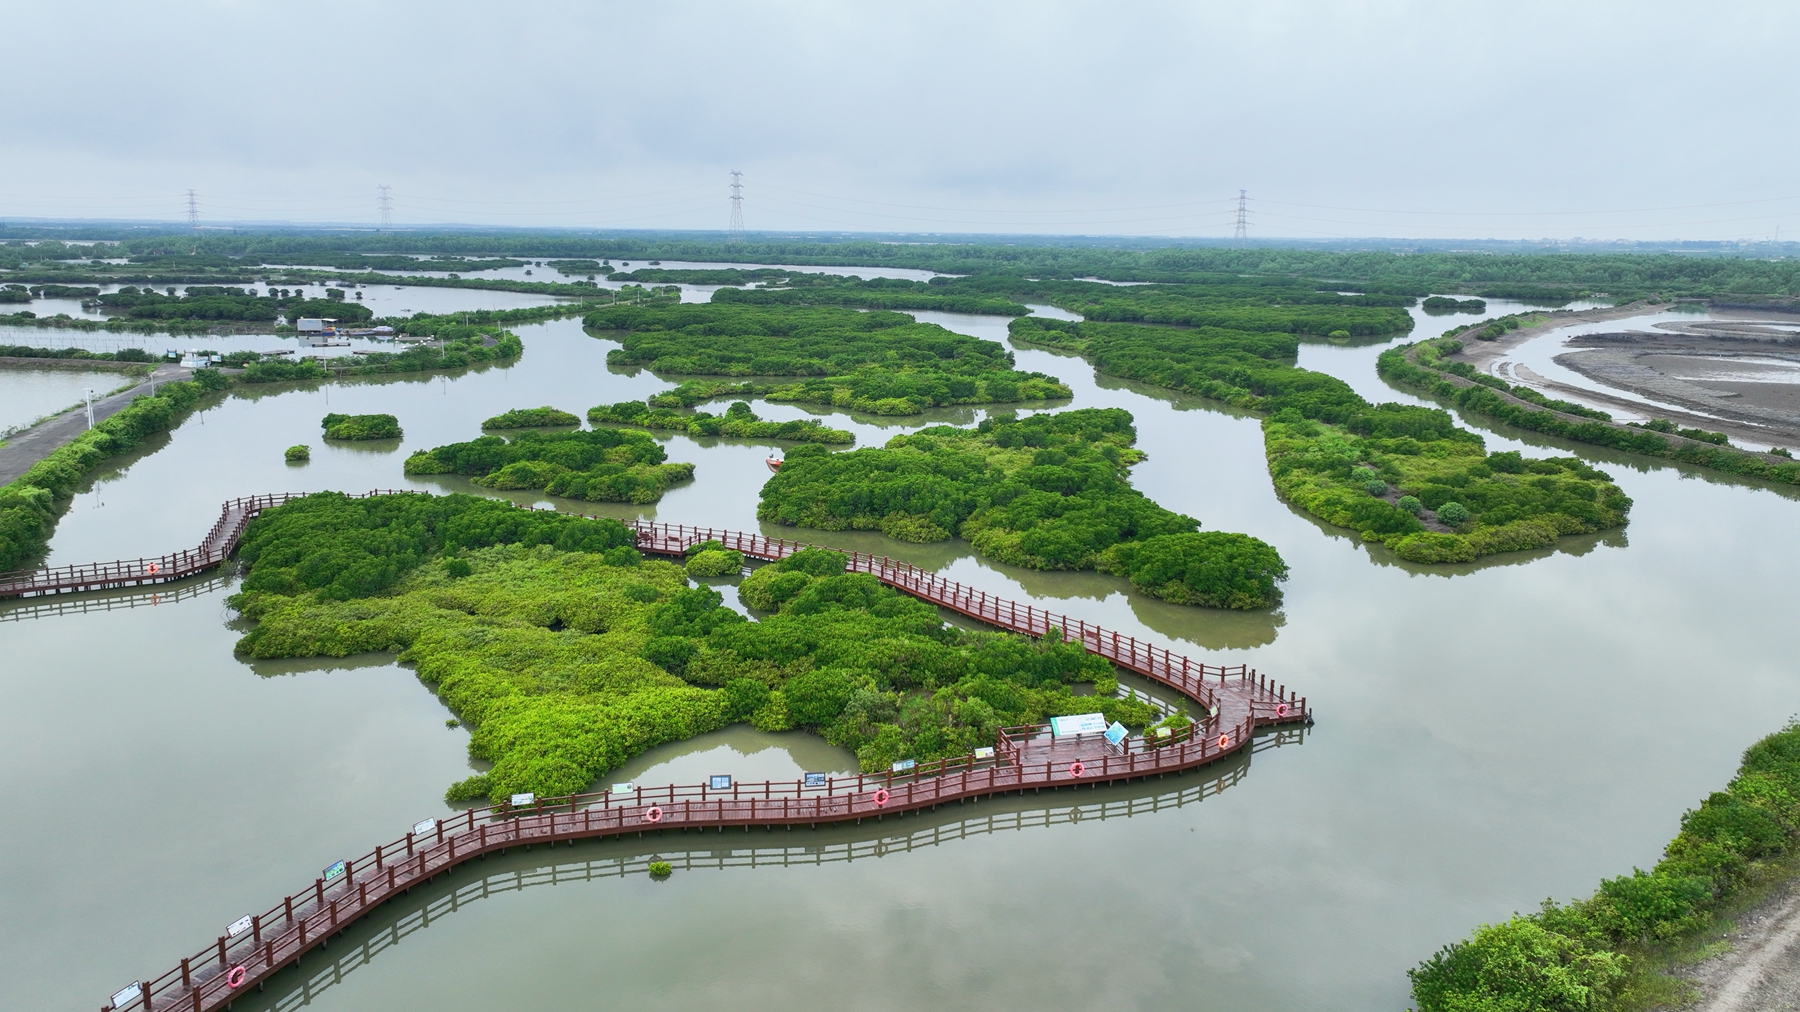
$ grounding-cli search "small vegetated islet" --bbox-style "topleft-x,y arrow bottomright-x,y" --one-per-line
229,493 -> 1159,802
482,406 -> 581,429
1010,318 -> 1631,564
585,303 -> 1069,416
405,426 -> 694,504
321,413 -> 401,440
588,398 -> 853,444
285,445 -> 310,462
1412,722 -> 1800,1012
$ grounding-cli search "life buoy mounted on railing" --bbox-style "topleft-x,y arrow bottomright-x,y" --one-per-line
872,788 -> 890,808
146,562 -> 159,576
643,806 -> 663,824
1218,734 -> 1231,750
1275,703 -> 1289,718
226,965 -> 247,989
1068,762 -> 1085,778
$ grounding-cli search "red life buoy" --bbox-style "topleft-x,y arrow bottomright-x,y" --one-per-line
226,965 -> 247,989
1275,703 -> 1289,718
1069,761 -> 1085,778
644,806 -> 663,824
872,788 -> 890,808
1217,734 -> 1231,750
146,562 -> 160,575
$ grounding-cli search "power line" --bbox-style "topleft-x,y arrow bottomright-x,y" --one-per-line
1233,189 -> 1248,243
728,170 -> 745,243
185,189 -> 200,228
377,184 -> 393,228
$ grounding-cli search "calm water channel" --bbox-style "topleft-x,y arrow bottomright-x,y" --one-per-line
2,289 -> 1797,1011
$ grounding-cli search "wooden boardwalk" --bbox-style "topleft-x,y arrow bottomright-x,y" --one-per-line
0,494 -> 1310,1012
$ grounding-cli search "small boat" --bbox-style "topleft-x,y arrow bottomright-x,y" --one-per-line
766,456 -> 783,472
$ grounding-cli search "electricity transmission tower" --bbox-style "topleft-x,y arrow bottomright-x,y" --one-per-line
186,189 -> 201,228
377,185 -> 394,228
1233,190 -> 1248,243
728,170 -> 745,243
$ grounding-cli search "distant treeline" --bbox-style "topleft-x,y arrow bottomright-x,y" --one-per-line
13,234 -> 1800,299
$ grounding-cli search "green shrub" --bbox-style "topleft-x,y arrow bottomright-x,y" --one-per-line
284,444 -> 310,462
759,408 -> 1195,574
1396,495 -> 1423,515
409,427 -> 696,504
648,860 -> 673,877
585,302 -> 1069,415
482,406 -> 580,429
321,413 -> 401,440
1436,501 -> 1471,525
1096,532 -> 1288,609
685,548 -> 744,577
1363,479 -> 1388,495
1409,917 -> 1628,1012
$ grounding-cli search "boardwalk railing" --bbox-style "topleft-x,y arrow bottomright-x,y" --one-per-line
9,493 -> 1310,1012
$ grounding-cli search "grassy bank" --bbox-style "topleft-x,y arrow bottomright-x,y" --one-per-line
0,370 -> 226,571
1411,722 -> 1800,1011
1381,337 -> 1800,486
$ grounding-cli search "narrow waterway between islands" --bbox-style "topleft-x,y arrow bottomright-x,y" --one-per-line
3,295 -> 1799,1012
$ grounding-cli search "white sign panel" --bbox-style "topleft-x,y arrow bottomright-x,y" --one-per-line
111,982 -> 143,1008
891,759 -> 916,773
511,793 -> 535,807
611,783 -> 635,795
709,775 -> 732,790
973,747 -> 995,760
413,819 -> 438,836
1050,712 -> 1108,737
227,914 -> 254,937
1104,721 -> 1129,746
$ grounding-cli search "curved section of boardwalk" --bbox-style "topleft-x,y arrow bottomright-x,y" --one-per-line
7,493 -> 1310,1012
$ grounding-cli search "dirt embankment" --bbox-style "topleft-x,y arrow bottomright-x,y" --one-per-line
1681,878 -> 1800,1012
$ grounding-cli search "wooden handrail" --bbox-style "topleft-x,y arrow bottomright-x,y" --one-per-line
19,491 -> 1308,1012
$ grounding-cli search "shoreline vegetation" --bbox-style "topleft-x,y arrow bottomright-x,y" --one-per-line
588,398 -> 854,444
0,370 -> 226,571
756,407 -> 1289,609
585,303 -> 1071,416
1010,317 -> 1632,564
229,492 -> 1160,800
1412,722 -> 1800,1012
1382,337 -> 1800,486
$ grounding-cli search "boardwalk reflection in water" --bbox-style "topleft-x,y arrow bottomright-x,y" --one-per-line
228,727 -> 1305,1012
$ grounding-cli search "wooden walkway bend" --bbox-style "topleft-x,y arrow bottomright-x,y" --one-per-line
0,494 -> 1311,1012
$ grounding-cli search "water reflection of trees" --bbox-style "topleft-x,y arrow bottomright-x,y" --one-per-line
223,726 -> 1307,1012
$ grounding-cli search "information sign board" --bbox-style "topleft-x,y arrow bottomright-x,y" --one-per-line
1104,721 -> 1128,746
510,793 -> 535,807
611,783 -> 635,795
709,775 -> 732,790
803,773 -> 826,787
974,747 -> 994,759
112,982 -> 143,1008
1050,712 -> 1107,737
891,758 -> 916,772
227,914 -> 253,937
322,860 -> 346,884
413,819 -> 437,836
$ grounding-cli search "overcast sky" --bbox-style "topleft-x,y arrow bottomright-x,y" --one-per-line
6,1 -> 1798,240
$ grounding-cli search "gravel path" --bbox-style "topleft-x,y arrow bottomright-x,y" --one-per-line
1681,881 -> 1800,1011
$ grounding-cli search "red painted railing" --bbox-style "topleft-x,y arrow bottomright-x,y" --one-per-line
8,493 -> 1309,1012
